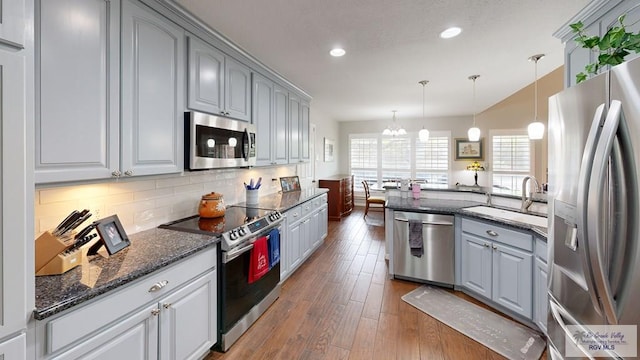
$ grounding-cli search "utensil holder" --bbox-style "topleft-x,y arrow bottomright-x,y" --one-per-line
246,189 -> 259,205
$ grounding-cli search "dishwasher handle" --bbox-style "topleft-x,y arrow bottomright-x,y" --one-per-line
393,217 -> 453,226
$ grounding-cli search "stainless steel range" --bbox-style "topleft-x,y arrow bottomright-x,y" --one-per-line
160,205 -> 284,352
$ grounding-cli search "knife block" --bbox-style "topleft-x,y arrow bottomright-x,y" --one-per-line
35,231 -> 82,276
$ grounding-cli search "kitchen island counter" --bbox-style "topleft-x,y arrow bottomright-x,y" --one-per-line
34,228 -> 219,320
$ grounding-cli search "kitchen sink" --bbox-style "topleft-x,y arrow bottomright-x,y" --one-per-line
463,206 -> 548,229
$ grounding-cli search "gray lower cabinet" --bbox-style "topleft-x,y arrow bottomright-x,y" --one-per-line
281,194 -> 328,281
121,0 -> 184,177
0,333 -> 26,359
33,247 -> 217,360
187,35 -> 251,121
460,217 -> 533,320
533,237 -> 548,334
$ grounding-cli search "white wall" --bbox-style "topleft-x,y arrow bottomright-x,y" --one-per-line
311,106 -> 341,178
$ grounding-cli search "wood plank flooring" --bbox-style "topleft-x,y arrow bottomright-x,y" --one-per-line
205,208 -> 546,360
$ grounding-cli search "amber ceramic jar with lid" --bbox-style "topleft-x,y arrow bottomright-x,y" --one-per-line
199,192 -> 226,218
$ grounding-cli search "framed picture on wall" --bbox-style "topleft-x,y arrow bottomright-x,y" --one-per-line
324,138 -> 335,162
454,138 -> 484,160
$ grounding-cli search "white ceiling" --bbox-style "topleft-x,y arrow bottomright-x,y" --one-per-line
176,0 -> 590,122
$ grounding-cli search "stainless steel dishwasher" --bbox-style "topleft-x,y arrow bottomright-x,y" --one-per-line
393,212 -> 454,285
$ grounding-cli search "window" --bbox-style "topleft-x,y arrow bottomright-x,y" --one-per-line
349,132 -> 450,190
491,131 -> 533,192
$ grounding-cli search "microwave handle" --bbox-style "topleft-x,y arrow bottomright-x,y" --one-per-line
243,128 -> 251,161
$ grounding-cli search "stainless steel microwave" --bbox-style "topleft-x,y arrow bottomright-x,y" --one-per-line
185,112 -> 256,170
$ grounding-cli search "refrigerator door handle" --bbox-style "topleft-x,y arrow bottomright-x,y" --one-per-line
587,100 -> 622,324
576,103 -> 606,314
549,300 -> 596,360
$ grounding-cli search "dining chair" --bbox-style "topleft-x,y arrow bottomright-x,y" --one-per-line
362,181 -> 385,219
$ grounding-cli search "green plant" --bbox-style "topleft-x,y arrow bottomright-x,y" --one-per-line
570,14 -> 640,83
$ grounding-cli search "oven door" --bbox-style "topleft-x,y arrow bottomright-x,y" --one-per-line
218,227 -> 280,340
186,111 -> 256,170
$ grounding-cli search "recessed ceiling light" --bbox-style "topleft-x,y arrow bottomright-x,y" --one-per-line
330,48 -> 346,57
440,27 -> 462,39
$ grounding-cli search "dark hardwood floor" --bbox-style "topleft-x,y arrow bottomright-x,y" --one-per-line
205,207 -> 546,360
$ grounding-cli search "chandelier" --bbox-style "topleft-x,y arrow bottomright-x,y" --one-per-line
382,110 -> 406,136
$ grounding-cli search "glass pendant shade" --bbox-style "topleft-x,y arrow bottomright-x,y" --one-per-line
467,127 -> 481,141
418,128 -> 430,142
382,111 -> 405,136
528,121 -> 545,139
382,128 -> 392,136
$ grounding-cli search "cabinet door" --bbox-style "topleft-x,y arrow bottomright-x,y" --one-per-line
56,304 -> 159,359
159,270 -> 216,360
300,217 -> 312,259
121,0 -> 184,177
318,204 -> 328,242
0,333 -> 25,359
0,0 -> 24,47
460,233 -> 492,299
225,57 -> 251,121
36,0 -> 120,183
288,221 -> 302,272
252,73 -> 274,166
533,257 -> 548,334
310,208 -> 321,250
300,100 -> 310,162
288,94 -> 300,162
187,35 -> 224,116
273,84 -> 289,164
0,51 -> 28,339
492,243 -> 533,318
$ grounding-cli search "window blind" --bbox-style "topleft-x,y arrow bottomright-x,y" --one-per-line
492,134 -> 531,191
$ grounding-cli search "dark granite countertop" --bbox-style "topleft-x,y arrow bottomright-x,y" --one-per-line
235,188 -> 329,212
34,228 -> 219,320
386,196 -> 547,239
377,183 -> 547,203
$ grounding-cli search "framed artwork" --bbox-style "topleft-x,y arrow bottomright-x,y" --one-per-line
324,138 -> 335,162
279,176 -> 301,192
454,138 -> 484,160
90,215 -> 131,255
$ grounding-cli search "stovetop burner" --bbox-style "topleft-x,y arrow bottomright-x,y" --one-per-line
159,205 -> 283,251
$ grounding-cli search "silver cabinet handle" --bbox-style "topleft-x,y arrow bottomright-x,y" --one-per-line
151,309 -> 160,316
492,245 -> 498,250
124,170 -> 133,176
111,170 -> 121,177
220,110 -> 225,114
483,243 -> 490,248
163,303 -> 172,309
148,280 -> 169,292
486,230 -> 499,237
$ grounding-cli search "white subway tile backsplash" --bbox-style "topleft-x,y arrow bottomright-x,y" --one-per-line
34,165 -> 303,235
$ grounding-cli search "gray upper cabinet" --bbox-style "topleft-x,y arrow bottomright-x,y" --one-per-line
188,35 -> 251,122
121,0 -> 184,177
301,100 -> 310,162
288,93 -> 301,162
252,73 -> 274,166
36,0 -> 121,183
0,0 -> 25,48
273,84 -> 289,164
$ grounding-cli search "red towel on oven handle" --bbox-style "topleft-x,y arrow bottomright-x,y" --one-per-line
248,236 -> 270,284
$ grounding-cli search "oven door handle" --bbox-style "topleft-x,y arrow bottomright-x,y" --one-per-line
224,243 -> 254,263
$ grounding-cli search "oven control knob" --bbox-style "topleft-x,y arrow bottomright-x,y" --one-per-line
229,231 -> 237,240
238,228 -> 246,236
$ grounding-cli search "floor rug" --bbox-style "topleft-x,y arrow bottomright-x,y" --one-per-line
402,285 -> 546,360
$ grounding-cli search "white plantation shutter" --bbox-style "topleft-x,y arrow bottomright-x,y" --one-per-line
492,133 -> 532,191
381,137 -> 410,181
350,136 -> 378,190
349,132 -> 451,189
415,134 -> 449,185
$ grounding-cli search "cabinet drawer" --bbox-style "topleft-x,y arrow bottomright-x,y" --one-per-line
300,200 -> 313,218
535,237 -> 547,263
462,217 -> 532,251
44,246 -> 216,354
286,205 -> 303,223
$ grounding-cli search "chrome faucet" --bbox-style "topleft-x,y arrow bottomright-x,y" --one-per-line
485,192 -> 492,206
521,175 -> 540,212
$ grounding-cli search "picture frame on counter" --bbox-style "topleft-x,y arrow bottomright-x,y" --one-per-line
280,176 -> 301,193
454,138 -> 484,160
91,215 -> 130,255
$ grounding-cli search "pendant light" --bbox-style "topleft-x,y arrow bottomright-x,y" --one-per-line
467,75 -> 481,141
528,54 -> 545,140
418,80 -> 430,142
382,110 -> 406,136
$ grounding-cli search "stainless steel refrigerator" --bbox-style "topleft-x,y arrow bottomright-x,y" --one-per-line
547,56 -> 640,359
